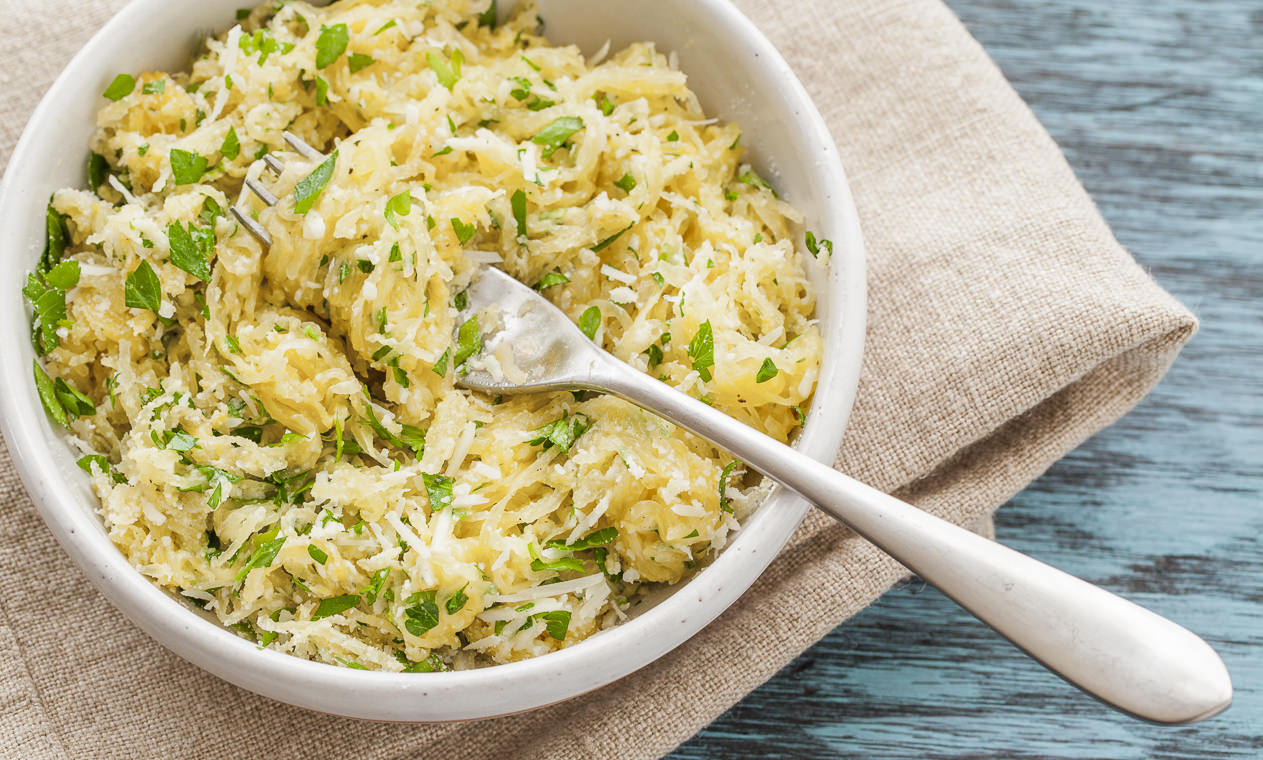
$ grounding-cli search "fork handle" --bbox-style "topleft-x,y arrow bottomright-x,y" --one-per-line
594,358 -> 1232,724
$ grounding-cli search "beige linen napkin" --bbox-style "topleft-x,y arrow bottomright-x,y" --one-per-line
0,0 -> 1196,757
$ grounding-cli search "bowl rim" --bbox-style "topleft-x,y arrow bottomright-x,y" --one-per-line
0,0 -> 867,721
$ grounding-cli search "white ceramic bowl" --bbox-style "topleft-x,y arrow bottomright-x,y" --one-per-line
0,0 -> 866,720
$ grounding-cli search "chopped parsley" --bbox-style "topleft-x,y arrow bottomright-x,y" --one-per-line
33,361 -> 67,426
450,217 -> 476,245
613,172 -> 636,193
755,357 -> 778,383
445,584 -> 469,615
403,590 -> 440,636
452,316 -> 481,368
220,126 -> 240,160
311,594 -> 360,620
422,472 -> 453,510
737,168 -> 777,197
531,116 -> 583,158
719,460 -> 741,513
535,269 -> 569,290
687,320 -> 715,381
546,526 -> 618,551
314,24 -> 349,69
102,73 -> 135,101
361,568 -> 390,603
169,149 -> 207,185
384,190 -> 412,230
478,0 -> 498,27
167,223 -> 212,282
426,48 -> 462,90
141,79 -> 165,95
510,189 -> 528,239
124,261 -> 162,313
577,305 -> 601,340
348,53 -> 375,74
535,609 -> 570,640
87,153 -> 109,194
373,20 -> 397,35
431,348 -> 450,376
233,529 -> 286,586
307,545 -> 328,564
805,230 -> 834,258
293,151 -> 337,214
530,555 -> 584,574
528,412 -> 591,454
591,222 -> 633,252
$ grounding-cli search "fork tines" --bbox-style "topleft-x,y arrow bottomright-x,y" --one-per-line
230,130 -> 327,246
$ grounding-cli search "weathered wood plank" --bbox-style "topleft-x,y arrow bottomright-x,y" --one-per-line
670,0 -> 1263,756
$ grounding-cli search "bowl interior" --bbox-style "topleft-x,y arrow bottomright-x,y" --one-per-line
0,0 -> 865,721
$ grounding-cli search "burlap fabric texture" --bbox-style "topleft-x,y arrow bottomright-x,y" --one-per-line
0,0 -> 1196,757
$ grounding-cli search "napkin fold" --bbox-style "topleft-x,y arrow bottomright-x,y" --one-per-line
0,0 -> 1195,757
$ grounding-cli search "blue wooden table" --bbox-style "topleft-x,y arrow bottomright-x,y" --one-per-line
671,0 -> 1262,756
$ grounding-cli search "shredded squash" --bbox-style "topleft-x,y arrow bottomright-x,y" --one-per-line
25,0 -> 823,671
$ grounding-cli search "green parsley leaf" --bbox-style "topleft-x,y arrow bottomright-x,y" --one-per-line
445,584 -> 469,615
452,316 -> 481,368
314,75 -> 330,106
755,357 -> 778,383
41,203 -> 69,273
546,527 -> 618,551
805,230 -> 834,258
220,126 -> 240,160
687,320 -> 715,382
124,261 -> 162,312
307,545 -> 328,564
510,188 -> 528,239
403,590 -> 440,636
422,472 -> 453,510
49,376 -> 93,419
537,609 -> 570,640
312,593 -> 360,620
718,460 -> 741,513
530,556 -> 584,574
384,190 -> 411,230
666,129 -> 679,142
531,116 -> 583,158
427,49 -> 461,90
643,343 -> 663,368
737,168 -> 777,197
478,0 -> 498,28
102,74 -> 135,101
164,430 -> 198,452
33,361 -> 67,427
450,217 -> 476,245
432,348 -> 450,376
535,269 -> 569,290
141,79 -> 165,95
613,173 -> 636,193
361,568 -> 390,603
45,260 -> 80,291
167,223 -> 212,281
293,152 -> 337,214
315,24 -> 349,69
348,53 -> 375,74
233,531 -> 286,586
593,91 -> 614,116
577,305 -> 601,340
373,20 -> 397,35
591,222 -> 633,252
87,153 -> 109,194
169,149 -> 208,185
528,412 -> 591,454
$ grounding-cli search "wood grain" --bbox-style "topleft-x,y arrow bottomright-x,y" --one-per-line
669,0 -> 1263,756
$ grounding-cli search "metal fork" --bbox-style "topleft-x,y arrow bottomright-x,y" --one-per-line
230,130 -> 327,246
229,135 -> 1231,724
